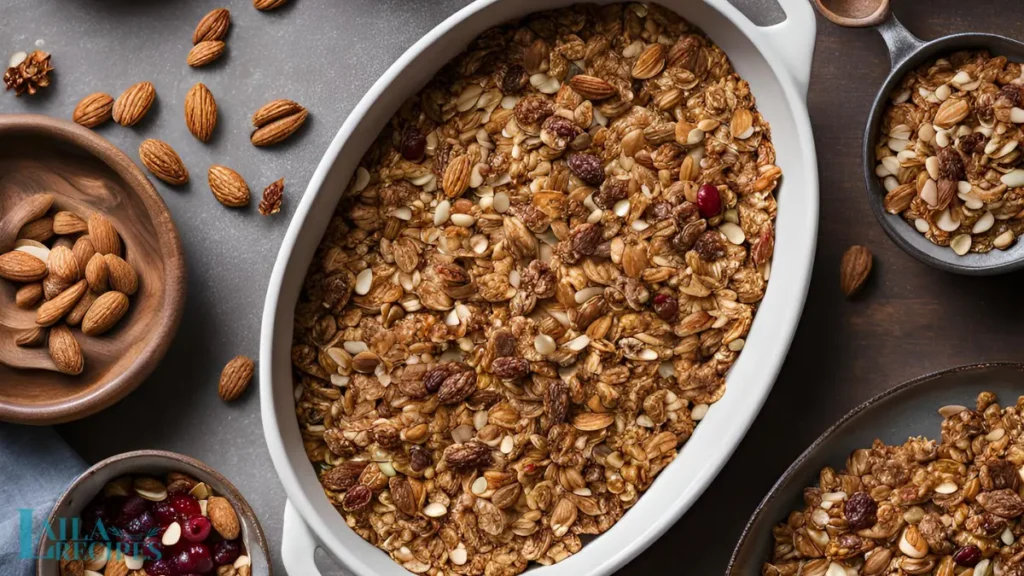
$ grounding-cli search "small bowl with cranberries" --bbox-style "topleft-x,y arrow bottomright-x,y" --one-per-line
38,450 -> 270,576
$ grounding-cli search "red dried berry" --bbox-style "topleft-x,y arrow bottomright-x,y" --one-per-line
652,293 -> 678,321
567,153 -> 605,186
843,492 -> 878,531
400,127 -> 426,162
342,485 -> 373,511
953,545 -> 981,566
696,184 -> 722,218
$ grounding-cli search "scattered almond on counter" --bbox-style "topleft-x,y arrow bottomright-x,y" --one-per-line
185,83 -> 217,142
208,166 -> 250,208
250,99 -> 307,146
72,92 -> 114,128
193,8 -> 231,44
253,0 -> 287,10
841,245 -> 873,297
139,138 -> 190,186
187,41 -> 226,68
218,355 -> 254,401
112,81 -> 156,127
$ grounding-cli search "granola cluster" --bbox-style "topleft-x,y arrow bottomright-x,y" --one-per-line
291,3 -> 780,573
877,50 -> 1024,256
764,393 -> 1024,576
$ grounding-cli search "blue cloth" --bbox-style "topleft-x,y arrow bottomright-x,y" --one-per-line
0,423 -> 86,576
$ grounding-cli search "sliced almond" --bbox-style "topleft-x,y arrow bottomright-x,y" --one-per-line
161,521 -> 182,546
134,477 -> 168,501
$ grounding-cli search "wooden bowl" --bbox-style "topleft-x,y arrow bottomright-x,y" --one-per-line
37,450 -> 272,576
0,115 -> 186,424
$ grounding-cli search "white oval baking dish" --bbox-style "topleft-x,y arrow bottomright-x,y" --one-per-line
261,1 -> 818,574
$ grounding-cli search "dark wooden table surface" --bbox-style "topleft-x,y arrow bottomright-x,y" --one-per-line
645,2 -> 1024,573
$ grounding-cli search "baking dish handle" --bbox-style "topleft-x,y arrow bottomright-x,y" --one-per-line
751,0 -> 817,100
282,499 -> 325,576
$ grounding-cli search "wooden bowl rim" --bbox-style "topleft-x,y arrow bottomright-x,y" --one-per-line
0,114 -> 186,425
36,449 -> 272,576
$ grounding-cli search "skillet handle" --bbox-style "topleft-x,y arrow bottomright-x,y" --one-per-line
875,12 -> 926,70
752,0 -> 817,100
282,499 -> 326,576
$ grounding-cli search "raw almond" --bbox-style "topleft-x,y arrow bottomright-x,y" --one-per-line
840,245 -> 873,297
66,290 -> 98,327
187,41 -> 226,67
72,236 -> 97,272
49,325 -> 84,375
631,44 -> 665,79
208,165 -> 250,207
253,0 -> 287,10
43,274 -> 72,301
83,291 -> 130,336
18,217 -> 54,243
139,139 -> 189,185
207,497 -> 240,539
37,280 -> 87,326
443,154 -> 472,199
72,93 -> 114,128
53,211 -> 88,235
86,253 -> 109,292
88,214 -> 121,256
104,254 -> 138,296
104,556 -> 128,576
15,326 -> 46,348
219,355 -> 255,401
48,245 -> 81,284
0,251 -> 47,282
193,8 -> 231,44
731,108 -> 754,140
250,108 -> 308,146
568,75 -> 616,100
112,82 -> 156,127
15,283 -> 43,309
185,83 -> 217,142
251,99 -> 305,127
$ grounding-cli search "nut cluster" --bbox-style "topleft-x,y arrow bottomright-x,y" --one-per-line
764,392 -> 1024,576
0,195 -> 138,375
291,3 -> 780,574
877,50 -> 1024,256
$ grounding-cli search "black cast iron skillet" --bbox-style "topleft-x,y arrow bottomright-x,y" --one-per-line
727,362 -> 1024,574
816,0 -> 1024,274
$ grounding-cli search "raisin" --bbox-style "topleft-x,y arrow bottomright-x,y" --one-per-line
499,64 -> 529,94
322,461 -> 368,491
545,379 -> 569,424
443,441 -> 493,471
437,369 -> 478,404
652,293 -> 679,321
569,222 -> 602,258
1000,83 -> 1024,108
672,219 -> 707,253
953,545 -> 981,567
648,201 -> 674,221
542,115 -> 580,140
514,95 -> 554,126
400,127 -> 426,162
372,425 -> 400,448
693,230 -> 727,261
567,153 -> 605,185
409,446 -> 431,473
594,177 -> 629,209
491,357 -> 530,379
937,146 -> 966,181
983,459 -> 1020,491
959,132 -> 986,155
843,491 -> 878,530
321,273 -> 352,311
424,363 -> 461,394
342,485 -> 373,511
491,329 -> 517,358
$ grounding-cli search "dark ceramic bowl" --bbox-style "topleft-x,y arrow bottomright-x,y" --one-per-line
37,450 -> 271,576
727,362 -> 1024,573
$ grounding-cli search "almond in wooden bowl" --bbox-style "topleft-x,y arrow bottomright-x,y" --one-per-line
0,115 -> 186,425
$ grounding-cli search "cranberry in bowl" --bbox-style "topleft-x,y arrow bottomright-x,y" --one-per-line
37,450 -> 270,576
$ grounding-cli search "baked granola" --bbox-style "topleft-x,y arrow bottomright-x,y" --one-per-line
291,3 -> 780,573
764,392 -> 1024,576
876,50 -> 1024,256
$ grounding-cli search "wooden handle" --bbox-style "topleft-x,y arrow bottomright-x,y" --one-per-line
813,0 -> 890,28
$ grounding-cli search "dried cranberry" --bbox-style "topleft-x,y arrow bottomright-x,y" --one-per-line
400,127 -> 426,162
183,516 -> 212,543
652,293 -> 679,321
118,495 -> 148,522
843,492 -> 878,531
168,493 -> 202,522
174,543 -> 213,574
410,445 -> 432,473
146,558 -> 175,575
500,64 -> 529,94
696,184 -> 722,218
567,153 -> 605,186
152,501 -> 177,527
693,230 -> 727,261
953,544 -> 981,566
212,539 -> 242,566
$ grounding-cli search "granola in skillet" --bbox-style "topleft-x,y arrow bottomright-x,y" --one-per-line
291,3 -> 781,573
876,50 -> 1024,256
764,393 -> 1024,576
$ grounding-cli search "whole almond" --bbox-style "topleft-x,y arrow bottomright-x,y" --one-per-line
0,251 -> 47,282
185,83 -> 217,142
193,8 -> 231,44
187,41 -> 226,67
49,325 -> 84,376
66,290 -> 98,327
48,245 -> 81,284
208,166 -> 250,207
934,98 -> 969,129
18,217 -> 54,243
53,211 -> 88,235
731,108 -> 754,140
207,497 -> 240,539
219,355 -> 255,401
251,99 -> 305,127
631,44 -> 665,79
82,291 -> 130,336
43,274 -> 72,301
88,214 -> 121,256
71,236 -> 96,271
15,327 -> 46,348
523,39 -> 549,74
37,280 -> 87,327
139,139 -> 189,186
253,0 -> 287,10
112,82 -> 156,127
250,109 -> 308,147
15,283 -> 43,309
72,93 -> 114,128
443,154 -> 472,199
86,253 -> 109,292
841,245 -> 873,297
568,75 -> 616,100
104,254 -> 138,296
104,556 -> 129,576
